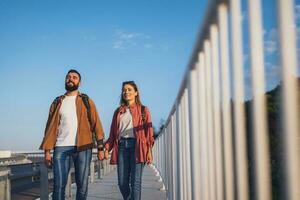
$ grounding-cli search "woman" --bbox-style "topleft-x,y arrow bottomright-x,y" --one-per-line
104,81 -> 154,200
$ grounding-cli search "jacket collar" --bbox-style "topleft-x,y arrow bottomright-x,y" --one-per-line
119,102 -> 139,114
63,91 -> 81,97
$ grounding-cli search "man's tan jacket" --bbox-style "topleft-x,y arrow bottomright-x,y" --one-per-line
39,93 -> 104,151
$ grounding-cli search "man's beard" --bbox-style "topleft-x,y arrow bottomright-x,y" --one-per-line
65,82 -> 79,92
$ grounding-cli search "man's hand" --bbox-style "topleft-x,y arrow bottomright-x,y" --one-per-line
98,150 -> 104,161
44,151 -> 52,167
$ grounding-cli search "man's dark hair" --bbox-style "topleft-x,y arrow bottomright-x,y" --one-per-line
67,69 -> 81,81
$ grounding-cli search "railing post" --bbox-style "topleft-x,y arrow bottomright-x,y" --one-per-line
90,160 -> 95,183
168,120 -> 174,200
106,160 -> 110,174
109,161 -> 112,173
167,128 -> 171,193
7,170 -> 10,200
97,160 -> 102,179
0,168 -> 10,200
204,39 -> 216,200
65,168 -> 73,199
103,160 -> 106,175
39,164 -> 49,200
230,0 -> 247,199
7,171 -> 10,200
175,105 -> 182,200
248,0 -> 271,199
198,52 -> 209,200
183,89 -> 192,200
179,97 -> 185,199
177,102 -> 184,200
211,23 -> 224,200
188,65 -> 201,200
277,0 -> 300,199
171,114 -> 177,200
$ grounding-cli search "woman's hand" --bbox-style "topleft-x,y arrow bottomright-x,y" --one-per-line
146,147 -> 153,164
104,143 -> 110,159
104,149 -> 109,159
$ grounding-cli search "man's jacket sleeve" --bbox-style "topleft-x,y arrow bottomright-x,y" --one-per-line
89,98 -> 105,143
39,100 -> 56,150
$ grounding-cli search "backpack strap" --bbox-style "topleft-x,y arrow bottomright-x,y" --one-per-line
53,95 -> 64,109
81,93 -> 104,148
81,93 -> 92,130
141,105 -> 146,124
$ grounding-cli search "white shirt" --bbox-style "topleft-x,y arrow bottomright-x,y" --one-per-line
55,95 -> 78,146
119,108 -> 135,138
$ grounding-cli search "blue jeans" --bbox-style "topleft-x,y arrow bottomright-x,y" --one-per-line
52,146 -> 92,200
117,138 -> 145,200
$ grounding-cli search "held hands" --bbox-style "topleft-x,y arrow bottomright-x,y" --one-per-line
97,150 -> 104,161
98,143 -> 109,160
103,143 -> 110,160
98,149 -> 109,160
97,143 -> 105,161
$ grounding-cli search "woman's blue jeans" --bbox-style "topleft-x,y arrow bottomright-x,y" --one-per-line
52,146 -> 92,200
117,138 -> 145,200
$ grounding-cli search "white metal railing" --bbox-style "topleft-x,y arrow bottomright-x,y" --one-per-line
0,152 -> 115,200
152,0 -> 299,200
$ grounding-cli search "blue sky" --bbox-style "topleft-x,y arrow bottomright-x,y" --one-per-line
0,0 -> 299,151
0,0 -> 207,151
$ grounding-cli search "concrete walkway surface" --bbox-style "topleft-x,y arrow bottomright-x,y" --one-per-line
86,165 -> 167,200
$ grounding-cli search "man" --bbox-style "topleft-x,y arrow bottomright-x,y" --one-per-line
39,69 -> 105,200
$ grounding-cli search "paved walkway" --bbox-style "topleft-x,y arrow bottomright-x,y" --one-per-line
86,165 -> 167,200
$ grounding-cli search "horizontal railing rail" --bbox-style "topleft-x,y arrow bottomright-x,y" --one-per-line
0,152 -> 116,200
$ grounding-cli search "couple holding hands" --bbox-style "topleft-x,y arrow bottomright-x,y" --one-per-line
39,69 -> 154,200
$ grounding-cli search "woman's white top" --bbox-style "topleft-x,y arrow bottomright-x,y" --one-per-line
119,108 -> 135,138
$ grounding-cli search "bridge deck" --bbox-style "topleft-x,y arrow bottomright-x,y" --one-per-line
86,165 -> 167,200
